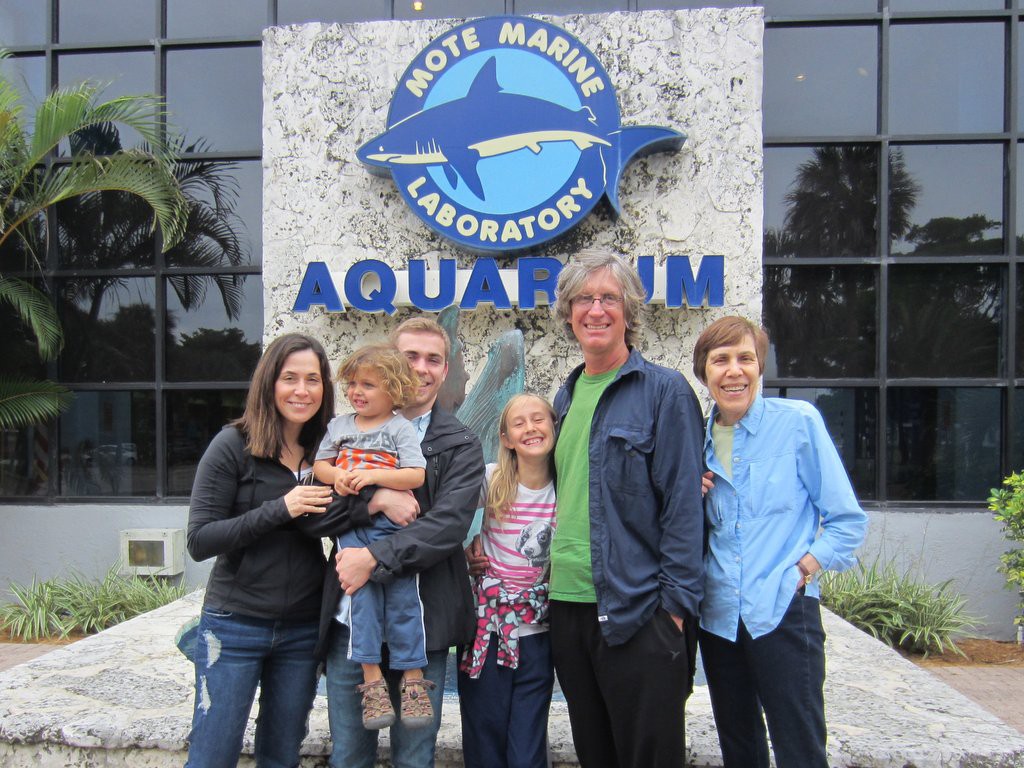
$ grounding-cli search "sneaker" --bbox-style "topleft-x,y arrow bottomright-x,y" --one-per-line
357,678 -> 395,730
399,677 -> 436,729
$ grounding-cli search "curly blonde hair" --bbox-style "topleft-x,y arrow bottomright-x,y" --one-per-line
337,344 -> 419,409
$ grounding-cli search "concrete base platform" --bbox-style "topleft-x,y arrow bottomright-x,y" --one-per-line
1,591 -> 1022,767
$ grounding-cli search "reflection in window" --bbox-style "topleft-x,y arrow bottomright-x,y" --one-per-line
765,387 -> 877,500
0,210 -> 45,273
0,4 -> 47,47
58,0 -> 155,45
58,52 -> 155,151
887,387 -> 1000,501
889,144 -> 1002,256
0,422 -> 52,496
891,0 -> 1003,10
0,56 -> 46,125
394,0 -> 505,19
166,390 -> 246,495
278,0 -> 391,23
167,47 -> 262,152
764,26 -> 876,137
888,264 -> 1002,378
56,185 -> 156,269
168,0 -> 266,39
166,275 -> 262,382
764,145 -> 879,258
1014,388 -> 1024,473
166,159 -> 261,267
58,391 -> 155,496
889,22 -> 1003,135
763,266 -> 876,378
58,277 -> 157,382
1017,274 -> 1024,378
0,281 -> 49,381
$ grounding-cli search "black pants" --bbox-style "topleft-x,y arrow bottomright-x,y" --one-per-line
549,600 -> 694,768
698,591 -> 828,768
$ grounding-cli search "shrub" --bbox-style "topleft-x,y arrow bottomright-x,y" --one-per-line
0,564 -> 188,641
988,472 -> 1024,625
820,560 -> 975,657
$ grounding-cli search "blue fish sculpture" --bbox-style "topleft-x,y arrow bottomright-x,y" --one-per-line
357,55 -> 685,214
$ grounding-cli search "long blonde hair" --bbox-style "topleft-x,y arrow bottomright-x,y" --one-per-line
486,394 -> 556,522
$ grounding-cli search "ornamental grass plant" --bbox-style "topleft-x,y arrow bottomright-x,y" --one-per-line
819,560 -> 975,657
0,564 -> 188,641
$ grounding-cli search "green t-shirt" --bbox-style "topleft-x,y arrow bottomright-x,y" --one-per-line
711,421 -> 734,481
550,368 -> 619,603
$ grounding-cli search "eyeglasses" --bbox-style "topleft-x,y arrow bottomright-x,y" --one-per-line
571,293 -> 624,309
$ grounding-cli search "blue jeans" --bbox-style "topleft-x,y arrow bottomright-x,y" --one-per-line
339,518 -> 427,669
457,631 -> 553,768
185,607 -> 320,768
325,622 -> 448,768
699,591 -> 828,768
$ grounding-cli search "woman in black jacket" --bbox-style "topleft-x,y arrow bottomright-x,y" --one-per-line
185,333 -> 335,768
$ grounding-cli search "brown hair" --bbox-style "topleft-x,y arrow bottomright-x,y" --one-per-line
233,333 -> 334,459
692,316 -> 769,384
338,344 -> 419,409
553,248 -> 646,349
486,394 -> 556,522
389,316 -> 451,361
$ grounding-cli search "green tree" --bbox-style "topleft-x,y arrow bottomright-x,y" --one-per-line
0,53 -> 188,428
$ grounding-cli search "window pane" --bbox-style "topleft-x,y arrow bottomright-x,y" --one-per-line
58,52 -> 155,151
1014,388 -> 1024,472
887,387 -> 1000,501
0,3 -> 47,46
167,46 -> 262,152
889,144 -> 1003,256
168,0 -> 267,39
889,22 -> 1004,135
0,56 -> 46,128
58,277 -> 157,382
59,391 -> 155,496
0,210 -> 45,272
891,0 -> 1004,10
516,0 -> 625,10
166,275 -> 263,381
394,0 -> 505,19
764,145 -> 878,257
764,26 -> 877,137
279,0 -> 391,23
0,422 -> 53,497
888,264 -> 1003,378
764,0 -> 878,13
0,279 -> 49,380
166,390 -> 246,495
56,191 -> 156,269
166,160 -> 262,267
1017,271 -> 1024,378
58,0 -> 155,44
765,387 -> 877,500
764,266 -> 877,378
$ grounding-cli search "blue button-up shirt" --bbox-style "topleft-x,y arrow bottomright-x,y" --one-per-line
701,395 -> 868,640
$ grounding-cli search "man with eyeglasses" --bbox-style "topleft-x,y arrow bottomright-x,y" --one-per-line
549,248 -> 706,768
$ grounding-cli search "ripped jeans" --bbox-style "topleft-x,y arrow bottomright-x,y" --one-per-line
185,607 -> 320,768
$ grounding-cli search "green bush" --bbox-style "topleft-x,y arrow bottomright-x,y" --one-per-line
0,564 -> 188,641
988,471 -> 1024,625
820,560 -> 975,657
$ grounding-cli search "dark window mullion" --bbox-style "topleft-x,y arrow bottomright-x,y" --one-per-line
877,8 -> 890,503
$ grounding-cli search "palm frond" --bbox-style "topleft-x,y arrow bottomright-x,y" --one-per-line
0,276 -> 62,358
0,378 -> 73,429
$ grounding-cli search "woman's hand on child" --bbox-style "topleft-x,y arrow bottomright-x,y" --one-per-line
465,534 -> 490,576
701,471 -> 714,497
283,483 -> 333,518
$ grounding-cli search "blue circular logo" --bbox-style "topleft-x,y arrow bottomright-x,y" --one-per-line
356,16 -> 685,252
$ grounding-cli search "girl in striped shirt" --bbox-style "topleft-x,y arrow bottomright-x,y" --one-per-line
459,393 -> 558,768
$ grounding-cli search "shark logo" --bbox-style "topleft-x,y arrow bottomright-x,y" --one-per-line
357,16 -> 686,252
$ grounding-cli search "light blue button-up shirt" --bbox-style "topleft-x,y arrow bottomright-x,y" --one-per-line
701,395 -> 868,640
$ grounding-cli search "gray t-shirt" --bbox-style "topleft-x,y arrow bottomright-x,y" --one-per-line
316,412 -> 426,471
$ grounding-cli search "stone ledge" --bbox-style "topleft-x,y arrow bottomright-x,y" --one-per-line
1,591 -> 1022,767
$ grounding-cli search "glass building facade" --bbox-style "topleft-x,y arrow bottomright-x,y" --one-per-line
0,0 -> 1016,508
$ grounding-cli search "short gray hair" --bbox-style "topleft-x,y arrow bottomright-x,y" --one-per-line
554,248 -> 645,349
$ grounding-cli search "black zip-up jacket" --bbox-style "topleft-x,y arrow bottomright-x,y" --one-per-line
295,407 -> 485,659
186,426 -> 327,621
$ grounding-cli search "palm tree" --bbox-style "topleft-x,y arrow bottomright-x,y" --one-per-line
0,52 -> 188,428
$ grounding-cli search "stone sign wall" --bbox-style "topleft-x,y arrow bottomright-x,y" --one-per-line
262,9 -> 763,401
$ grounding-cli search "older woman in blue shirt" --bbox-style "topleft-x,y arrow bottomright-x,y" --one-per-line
693,316 -> 867,768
